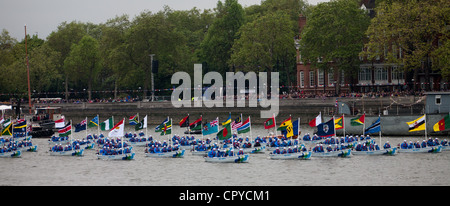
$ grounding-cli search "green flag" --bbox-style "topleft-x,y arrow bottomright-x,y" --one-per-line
100,117 -> 113,131
217,123 -> 231,140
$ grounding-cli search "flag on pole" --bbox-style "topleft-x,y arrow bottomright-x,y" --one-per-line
55,116 -> 65,129
100,117 -> 114,131
135,115 -> 147,131
109,118 -> 125,138
189,116 -> 202,131
203,117 -> 219,135
317,118 -> 335,137
217,122 -> 232,140
231,116 -> 242,130
406,114 -> 426,132
179,115 -> 189,127
237,117 -> 251,134
309,113 -> 322,127
263,117 -> 276,129
222,113 -> 231,125
293,119 -> 300,136
160,119 -> 172,135
351,113 -> 365,126
278,117 -> 293,138
88,116 -> 99,128
74,119 -> 87,132
335,115 -> 344,130
1,119 -> 12,136
155,117 -> 169,132
129,114 -> 139,125
13,120 -> 27,133
433,114 -> 450,132
58,122 -> 72,137
365,117 -> 381,134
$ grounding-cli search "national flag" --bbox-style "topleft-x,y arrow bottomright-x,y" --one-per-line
135,115 -> 147,131
179,115 -> 189,127
1,119 -> 12,136
263,117 -> 275,129
277,117 -> 292,131
0,117 -> 4,124
406,114 -> 426,132
203,117 -> 219,135
74,119 -> 87,132
13,120 -> 27,133
88,116 -> 99,128
351,113 -> 365,126
155,117 -> 169,132
160,119 -> 172,135
231,116 -> 242,130
237,117 -> 251,134
58,123 -> 72,137
335,115 -> 344,130
309,113 -> 322,127
109,119 -> 125,138
433,114 -> 450,132
189,116 -> 202,131
317,118 -> 335,137
100,117 -> 114,131
55,116 -> 65,129
293,119 -> 300,136
365,117 -> 381,134
217,122 -> 231,140
222,113 -> 231,125
129,114 -> 139,125
278,117 -> 293,138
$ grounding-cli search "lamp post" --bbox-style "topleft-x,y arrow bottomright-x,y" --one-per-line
149,54 -> 155,102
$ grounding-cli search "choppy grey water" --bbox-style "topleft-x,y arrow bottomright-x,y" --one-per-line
1,125 -> 449,186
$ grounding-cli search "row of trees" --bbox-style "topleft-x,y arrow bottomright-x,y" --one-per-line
1,0 -> 448,102
0,0 -> 308,102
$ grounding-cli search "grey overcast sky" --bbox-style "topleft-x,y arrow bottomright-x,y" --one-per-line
0,0 -> 329,40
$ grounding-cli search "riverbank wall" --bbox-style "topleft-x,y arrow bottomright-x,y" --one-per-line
29,96 -> 449,136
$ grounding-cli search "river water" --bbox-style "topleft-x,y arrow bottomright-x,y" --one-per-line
1,125 -> 449,186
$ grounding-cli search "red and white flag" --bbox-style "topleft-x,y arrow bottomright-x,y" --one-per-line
109,118 -> 124,138
55,116 -> 65,129
309,113 -> 322,127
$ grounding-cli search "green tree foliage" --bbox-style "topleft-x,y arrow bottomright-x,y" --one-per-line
64,35 -> 101,100
198,0 -> 245,74
361,0 -> 450,90
299,0 -> 370,93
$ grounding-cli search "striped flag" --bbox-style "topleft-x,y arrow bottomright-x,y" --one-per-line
231,116 -> 242,130
55,116 -> 65,129
237,117 -> 251,134
129,114 -> 139,125
58,123 -> 72,137
365,117 -> 381,134
406,115 -> 426,132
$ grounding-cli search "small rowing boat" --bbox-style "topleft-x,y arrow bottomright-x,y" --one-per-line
97,152 -> 135,160
50,149 -> 84,156
311,149 -> 351,157
352,147 -> 397,155
0,150 -> 21,158
204,154 -> 249,163
398,145 -> 442,153
145,149 -> 185,158
269,151 -> 312,160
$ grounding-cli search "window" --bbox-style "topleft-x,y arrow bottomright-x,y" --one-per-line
374,67 -> 387,81
392,67 -> 404,80
436,95 -> 441,105
300,71 -> 304,88
318,70 -> 324,87
309,71 -> 315,87
328,69 -> 334,86
359,68 -> 371,81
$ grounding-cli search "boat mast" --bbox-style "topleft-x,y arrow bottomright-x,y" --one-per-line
25,25 -> 32,114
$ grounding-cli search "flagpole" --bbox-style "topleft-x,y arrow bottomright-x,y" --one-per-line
97,114 -> 100,136
187,113 -> 190,136
249,115 -> 252,142
201,115 -> 203,142
343,113 -> 345,138
298,117 -> 301,141
240,113 -> 243,140
333,115 -> 336,138
145,115 -> 148,139
424,114 -> 427,139
379,113 -> 381,144
362,112 -> 366,136
273,113 -> 277,137
85,117 -> 88,139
